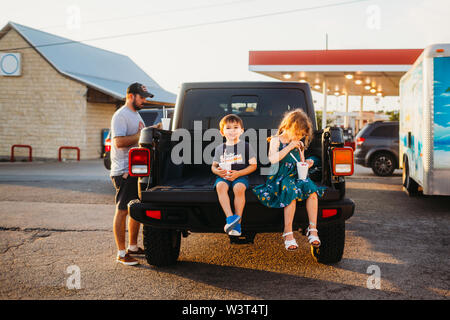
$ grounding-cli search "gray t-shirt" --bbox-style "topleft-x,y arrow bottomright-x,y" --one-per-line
110,105 -> 145,177
213,140 -> 257,171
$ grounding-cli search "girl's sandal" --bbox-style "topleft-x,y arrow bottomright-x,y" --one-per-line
306,222 -> 321,248
282,232 -> 298,251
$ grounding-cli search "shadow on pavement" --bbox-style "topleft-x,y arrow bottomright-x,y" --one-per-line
133,261 -> 403,300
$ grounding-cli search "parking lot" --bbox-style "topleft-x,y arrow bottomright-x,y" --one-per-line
0,160 -> 449,300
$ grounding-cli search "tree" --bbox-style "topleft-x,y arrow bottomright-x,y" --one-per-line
315,111 -> 334,128
385,111 -> 399,121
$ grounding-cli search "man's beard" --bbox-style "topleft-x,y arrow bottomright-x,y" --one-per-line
132,97 -> 142,111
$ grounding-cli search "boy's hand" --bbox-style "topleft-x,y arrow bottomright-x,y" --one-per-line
216,167 -> 228,179
306,159 -> 314,168
225,170 -> 240,181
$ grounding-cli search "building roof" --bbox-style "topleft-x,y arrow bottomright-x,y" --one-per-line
0,22 -> 176,105
249,49 -> 423,96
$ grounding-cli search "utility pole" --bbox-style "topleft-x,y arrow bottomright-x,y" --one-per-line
322,80 -> 328,130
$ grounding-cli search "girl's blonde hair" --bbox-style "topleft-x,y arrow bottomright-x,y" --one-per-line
269,109 -> 313,147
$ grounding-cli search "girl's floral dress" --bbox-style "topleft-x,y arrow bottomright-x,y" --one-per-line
252,142 -> 326,208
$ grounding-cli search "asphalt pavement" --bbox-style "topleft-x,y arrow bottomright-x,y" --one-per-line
0,160 -> 449,300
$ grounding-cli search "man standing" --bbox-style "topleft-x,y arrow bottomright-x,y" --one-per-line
110,82 -> 153,266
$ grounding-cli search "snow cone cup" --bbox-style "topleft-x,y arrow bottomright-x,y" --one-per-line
161,118 -> 171,130
297,162 -> 309,180
219,162 -> 232,177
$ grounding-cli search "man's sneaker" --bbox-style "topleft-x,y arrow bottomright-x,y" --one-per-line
126,247 -> 145,255
228,223 -> 241,236
224,215 -> 241,233
116,254 -> 139,266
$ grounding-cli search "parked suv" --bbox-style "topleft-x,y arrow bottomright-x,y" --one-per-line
103,107 -> 174,170
354,121 -> 399,176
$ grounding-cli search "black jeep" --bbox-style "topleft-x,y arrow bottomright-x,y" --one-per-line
128,82 -> 355,266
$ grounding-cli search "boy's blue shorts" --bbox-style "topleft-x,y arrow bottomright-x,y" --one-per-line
214,176 -> 249,189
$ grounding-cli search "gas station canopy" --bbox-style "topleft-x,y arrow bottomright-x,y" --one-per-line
249,49 -> 423,96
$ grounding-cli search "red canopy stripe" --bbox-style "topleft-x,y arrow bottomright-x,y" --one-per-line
249,49 -> 423,66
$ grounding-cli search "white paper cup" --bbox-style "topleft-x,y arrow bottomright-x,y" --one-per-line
297,162 -> 309,180
161,118 -> 171,130
219,162 -> 231,178
220,162 -> 232,171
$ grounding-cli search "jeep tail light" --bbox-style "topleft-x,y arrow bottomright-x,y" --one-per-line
356,137 -> 365,146
322,209 -> 338,218
332,147 -> 354,176
104,138 -> 111,152
129,148 -> 150,176
146,210 -> 161,219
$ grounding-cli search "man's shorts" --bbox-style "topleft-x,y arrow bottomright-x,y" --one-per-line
111,175 -> 139,210
214,176 -> 249,189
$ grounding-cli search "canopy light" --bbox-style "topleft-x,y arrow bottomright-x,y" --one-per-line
345,74 -> 354,79
370,88 -> 377,93
365,85 -> 372,90
355,79 -> 362,85
282,73 -> 292,79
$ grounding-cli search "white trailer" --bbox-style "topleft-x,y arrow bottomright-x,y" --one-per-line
399,43 -> 450,196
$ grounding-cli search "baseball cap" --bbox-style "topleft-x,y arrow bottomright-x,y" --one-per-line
127,82 -> 154,98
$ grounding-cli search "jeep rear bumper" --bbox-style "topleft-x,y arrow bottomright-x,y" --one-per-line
129,198 -> 355,233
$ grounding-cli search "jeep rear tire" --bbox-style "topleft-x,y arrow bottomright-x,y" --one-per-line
311,221 -> 345,264
143,226 -> 181,267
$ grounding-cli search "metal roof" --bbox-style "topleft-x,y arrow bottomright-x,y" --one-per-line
1,22 -> 176,104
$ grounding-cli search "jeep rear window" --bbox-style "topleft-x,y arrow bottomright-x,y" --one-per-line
181,88 -> 307,130
139,111 -> 159,126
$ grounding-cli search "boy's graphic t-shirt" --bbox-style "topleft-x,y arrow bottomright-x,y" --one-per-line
213,140 -> 257,171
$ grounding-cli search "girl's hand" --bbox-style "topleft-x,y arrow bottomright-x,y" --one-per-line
287,140 -> 302,151
306,159 -> 314,168
225,170 -> 240,181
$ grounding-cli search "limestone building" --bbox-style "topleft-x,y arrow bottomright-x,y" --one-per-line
0,22 -> 176,160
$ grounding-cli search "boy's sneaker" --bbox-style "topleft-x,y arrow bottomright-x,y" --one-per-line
228,223 -> 241,236
116,254 -> 139,266
224,214 -> 241,233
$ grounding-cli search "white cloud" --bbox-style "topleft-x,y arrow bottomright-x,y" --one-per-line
435,123 -> 450,136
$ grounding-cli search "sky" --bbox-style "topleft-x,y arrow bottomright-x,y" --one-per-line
1,0 -> 450,112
